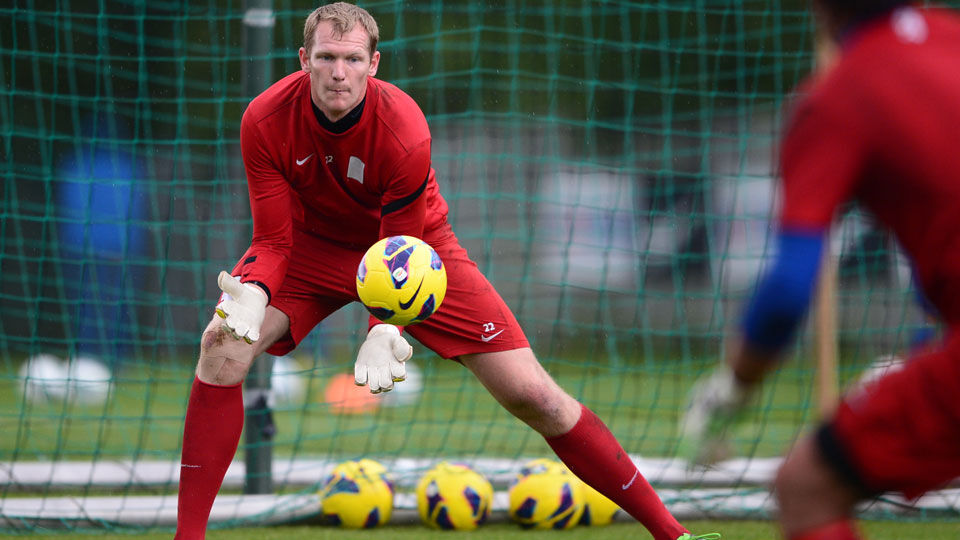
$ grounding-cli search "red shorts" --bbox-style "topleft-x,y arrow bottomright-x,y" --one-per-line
228,224 -> 529,359
825,330 -> 960,499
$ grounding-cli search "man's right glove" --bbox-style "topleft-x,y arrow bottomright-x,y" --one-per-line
215,271 -> 268,343
354,324 -> 412,394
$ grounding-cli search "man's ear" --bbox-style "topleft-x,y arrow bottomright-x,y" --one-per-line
298,47 -> 310,72
368,50 -> 380,77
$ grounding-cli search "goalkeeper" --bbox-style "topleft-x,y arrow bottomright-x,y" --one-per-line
174,4 -> 717,540
681,1 -> 960,539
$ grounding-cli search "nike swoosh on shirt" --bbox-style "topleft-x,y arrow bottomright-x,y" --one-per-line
480,329 -> 504,342
296,154 -> 314,166
621,469 -> 639,490
399,278 -> 424,310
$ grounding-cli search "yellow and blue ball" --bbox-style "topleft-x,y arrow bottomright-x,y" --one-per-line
416,462 -> 492,530
517,457 -> 567,477
577,480 -> 621,526
356,235 -> 446,326
508,458 -> 584,530
318,460 -> 393,528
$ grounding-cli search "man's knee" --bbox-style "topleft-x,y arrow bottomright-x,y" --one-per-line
774,448 -> 806,509
201,325 -> 230,351
775,436 -> 833,508
462,348 -> 580,434
502,379 -> 561,418
500,377 -> 579,435
774,435 -> 860,530
197,319 -> 256,384
201,319 -> 248,354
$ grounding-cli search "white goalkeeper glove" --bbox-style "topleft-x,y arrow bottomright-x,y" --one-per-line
354,324 -> 412,394
215,271 -> 268,343
679,364 -> 752,467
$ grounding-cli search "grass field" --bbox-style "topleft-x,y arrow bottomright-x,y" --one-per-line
1,352 -> 835,463
4,520 -> 960,539
2,349 -> 938,534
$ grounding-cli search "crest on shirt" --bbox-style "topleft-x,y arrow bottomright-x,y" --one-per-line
348,156 -> 365,184
893,7 -> 928,44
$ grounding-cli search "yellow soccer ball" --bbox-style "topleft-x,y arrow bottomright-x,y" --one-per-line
354,458 -> 387,478
318,460 -> 393,528
356,458 -> 396,493
508,459 -> 584,529
416,462 -> 493,530
577,480 -> 621,526
356,235 -> 446,326
517,457 -> 567,478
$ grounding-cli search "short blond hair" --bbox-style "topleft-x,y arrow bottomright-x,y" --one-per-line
303,3 -> 379,56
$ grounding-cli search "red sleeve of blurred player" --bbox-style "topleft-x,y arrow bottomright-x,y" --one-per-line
778,76 -> 870,231
236,108 -> 293,299
378,139 -> 430,240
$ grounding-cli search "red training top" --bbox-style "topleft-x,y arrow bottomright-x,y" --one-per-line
235,71 -> 450,298
779,7 -> 960,322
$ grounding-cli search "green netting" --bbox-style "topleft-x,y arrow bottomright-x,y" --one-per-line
2,0 -> 956,531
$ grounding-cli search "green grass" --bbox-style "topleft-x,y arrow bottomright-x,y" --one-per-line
4,520 -> 960,539
0,352 -> 837,463
0,350 -> 933,532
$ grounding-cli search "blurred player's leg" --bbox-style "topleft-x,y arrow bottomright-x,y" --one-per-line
786,521 -> 860,540
778,337 -> 960,540
774,436 -> 861,540
461,349 -> 689,540
174,308 -> 289,540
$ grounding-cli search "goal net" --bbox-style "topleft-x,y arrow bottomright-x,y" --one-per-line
2,0 -> 955,530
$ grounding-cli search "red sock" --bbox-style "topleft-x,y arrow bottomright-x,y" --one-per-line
790,520 -> 861,540
174,377 -> 244,540
546,403 -> 686,540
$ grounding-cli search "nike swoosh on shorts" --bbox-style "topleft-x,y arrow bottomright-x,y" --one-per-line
481,329 -> 504,342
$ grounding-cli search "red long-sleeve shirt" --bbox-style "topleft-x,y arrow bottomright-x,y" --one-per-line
235,71 -> 449,297
780,7 -> 960,322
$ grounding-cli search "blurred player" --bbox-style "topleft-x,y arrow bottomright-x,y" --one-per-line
680,1 -> 960,538
174,4 -> 718,540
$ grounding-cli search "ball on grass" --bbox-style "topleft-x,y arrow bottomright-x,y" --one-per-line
577,480 -> 621,526
416,462 -> 493,530
64,355 -> 112,406
508,459 -> 584,529
18,354 -> 68,403
319,460 -> 393,528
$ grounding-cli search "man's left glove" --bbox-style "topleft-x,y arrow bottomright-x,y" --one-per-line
678,364 -> 752,467
215,271 -> 268,343
354,324 -> 413,394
